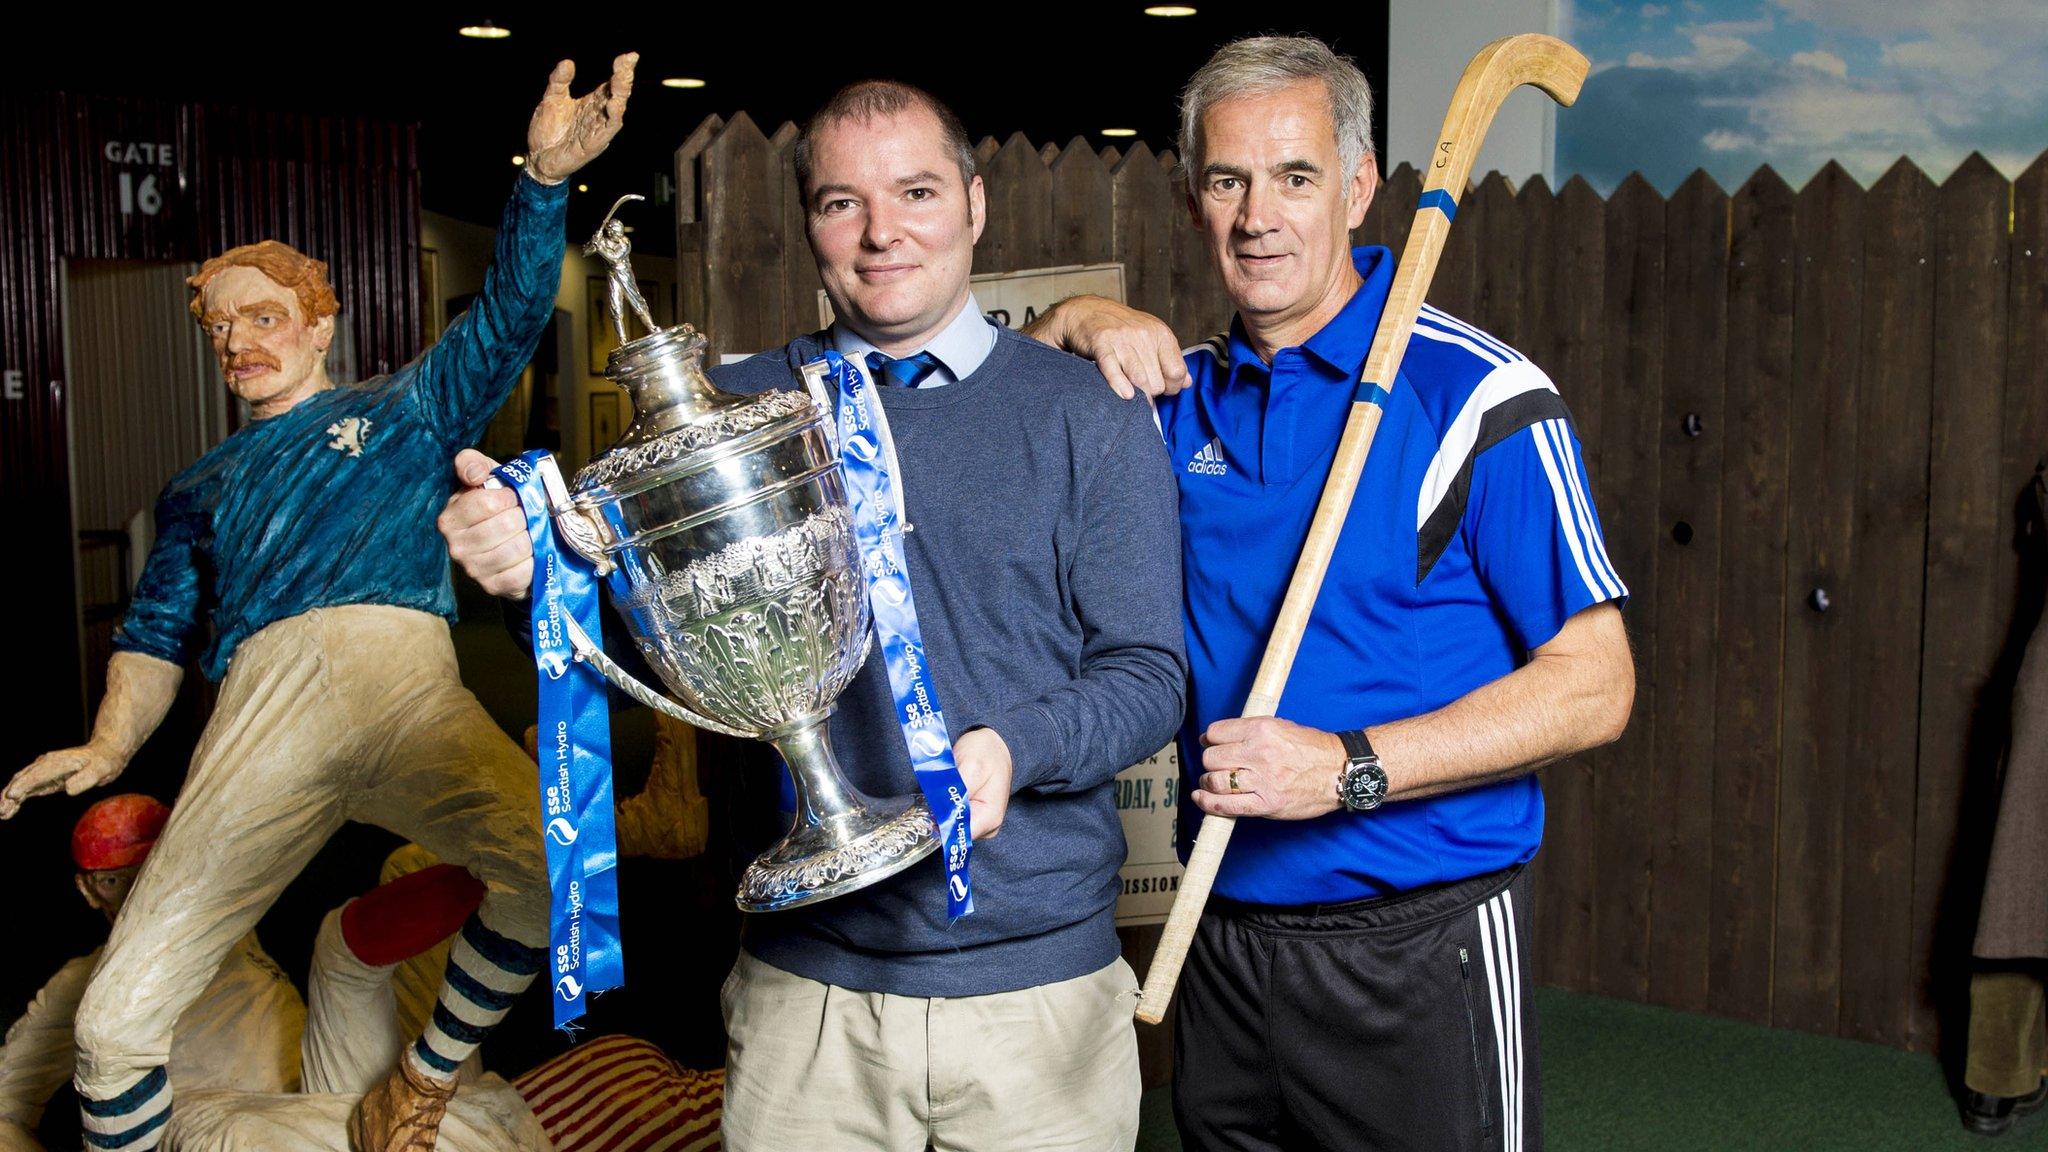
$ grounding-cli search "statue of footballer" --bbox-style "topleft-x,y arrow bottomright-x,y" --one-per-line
0,53 -> 639,1152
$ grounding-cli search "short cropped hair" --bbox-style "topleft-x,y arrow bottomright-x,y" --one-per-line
793,80 -> 977,204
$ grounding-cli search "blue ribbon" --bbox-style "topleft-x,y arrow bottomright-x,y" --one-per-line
493,450 -> 626,1028
819,351 -> 974,919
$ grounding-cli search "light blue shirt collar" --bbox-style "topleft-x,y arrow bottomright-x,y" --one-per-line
830,293 -> 998,388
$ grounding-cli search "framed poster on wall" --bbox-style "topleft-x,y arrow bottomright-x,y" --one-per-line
1114,743 -> 1184,926
588,389 -> 622,456
587,277 -> 614,374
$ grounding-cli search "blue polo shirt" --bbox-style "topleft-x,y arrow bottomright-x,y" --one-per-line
1159,245 -> 1627,904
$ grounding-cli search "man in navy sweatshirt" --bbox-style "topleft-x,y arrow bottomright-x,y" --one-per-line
438,80 -> 1187,1151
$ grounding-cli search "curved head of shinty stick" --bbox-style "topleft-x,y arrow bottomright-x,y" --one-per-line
1131,33 -> 1590,1028
1423,34 -> 1589,202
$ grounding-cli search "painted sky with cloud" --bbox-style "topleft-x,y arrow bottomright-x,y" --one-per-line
1556,0 -> 2048,195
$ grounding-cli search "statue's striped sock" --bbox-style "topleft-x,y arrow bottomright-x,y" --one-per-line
79,1065 -> 171,1150
406,912 -> 543,1081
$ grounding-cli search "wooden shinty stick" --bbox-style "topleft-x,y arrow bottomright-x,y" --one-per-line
1134,33 -> 1591,1026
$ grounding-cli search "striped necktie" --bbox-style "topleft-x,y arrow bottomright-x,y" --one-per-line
866,349 -> 942,389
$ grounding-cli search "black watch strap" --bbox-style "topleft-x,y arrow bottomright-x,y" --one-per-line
1338,728 -> 1375,763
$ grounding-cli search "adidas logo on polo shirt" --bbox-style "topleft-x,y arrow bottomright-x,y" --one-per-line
1187,438 -> 1228,477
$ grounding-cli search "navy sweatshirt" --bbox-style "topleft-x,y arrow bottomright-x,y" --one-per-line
708,327 -> 1188,997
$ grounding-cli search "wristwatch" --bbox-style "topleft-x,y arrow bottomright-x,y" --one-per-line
1336,729 -> 1388,812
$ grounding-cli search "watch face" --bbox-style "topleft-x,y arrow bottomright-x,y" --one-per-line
1343,759 -> 1387,811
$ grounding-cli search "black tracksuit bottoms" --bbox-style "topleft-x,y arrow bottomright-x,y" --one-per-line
1172,864 -> 1538,1152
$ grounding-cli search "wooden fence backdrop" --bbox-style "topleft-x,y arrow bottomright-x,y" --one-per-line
672,113 -> 2048,1055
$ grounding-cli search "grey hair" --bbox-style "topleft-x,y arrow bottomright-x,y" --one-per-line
1177,35 -> 1377,195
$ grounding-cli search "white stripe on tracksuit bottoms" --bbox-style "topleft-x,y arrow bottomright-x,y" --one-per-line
1171,865 -> 1540,1151
1478,891 -> 1527,1152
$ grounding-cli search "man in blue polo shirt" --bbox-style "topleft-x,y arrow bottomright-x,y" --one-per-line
1031,34 -> 1635,1152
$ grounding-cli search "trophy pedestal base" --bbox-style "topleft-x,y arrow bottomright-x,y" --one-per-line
737,795 -> 939,912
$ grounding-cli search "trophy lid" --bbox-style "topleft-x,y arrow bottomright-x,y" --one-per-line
573,326 -> 820,498
607,322 -> 749,437
573,192 -> 822,498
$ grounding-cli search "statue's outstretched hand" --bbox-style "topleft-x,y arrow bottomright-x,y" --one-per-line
1,744 -> 125,820
527,52 -> 638,185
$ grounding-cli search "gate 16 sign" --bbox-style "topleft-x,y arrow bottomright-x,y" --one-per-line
103,139 -> 177,218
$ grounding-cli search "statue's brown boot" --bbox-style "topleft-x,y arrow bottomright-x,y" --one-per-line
348,1057 -> 456,1152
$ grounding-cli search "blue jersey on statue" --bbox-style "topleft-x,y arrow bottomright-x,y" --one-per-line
113,174 -> 569,680
1160,245 -> 1629,905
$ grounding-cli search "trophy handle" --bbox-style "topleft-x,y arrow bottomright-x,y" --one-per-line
554,505 -> 614,576
536,457 -> 617,576
485,457 -> 758,738
482,459 -> 616,575
557,611 -> 753,739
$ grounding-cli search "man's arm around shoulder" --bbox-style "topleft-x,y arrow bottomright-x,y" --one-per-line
1025,296 -> 1191,400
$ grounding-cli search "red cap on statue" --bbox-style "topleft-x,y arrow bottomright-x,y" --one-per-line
71,794 -> 171,871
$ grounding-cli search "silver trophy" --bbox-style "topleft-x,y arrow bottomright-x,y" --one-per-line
542,194 -> 937,911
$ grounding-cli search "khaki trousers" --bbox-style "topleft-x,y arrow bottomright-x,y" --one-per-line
1967,967 -> 2048,1098
720,950 -> 1141,1152
75,606 -> 547,1099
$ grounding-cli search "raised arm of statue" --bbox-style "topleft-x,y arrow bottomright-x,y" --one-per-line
412,54 -> 639,448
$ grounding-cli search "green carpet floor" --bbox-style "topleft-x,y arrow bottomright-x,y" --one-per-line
1136,988 -> 2047,1150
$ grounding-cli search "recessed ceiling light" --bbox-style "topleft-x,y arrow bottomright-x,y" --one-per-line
1102,128 -> 1138,138
511,155 -> 525,166
662,78 -> 707,90
459,21 -> 510,38
1144,6 -> 1197,15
